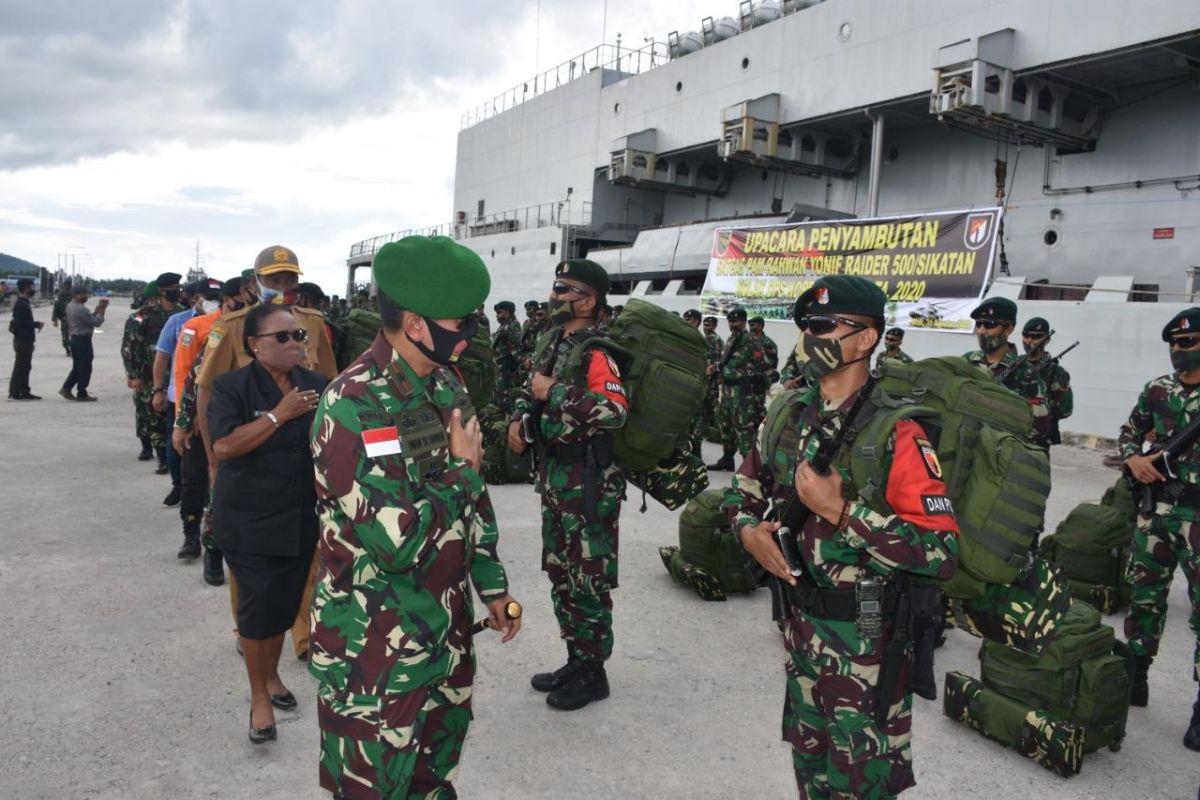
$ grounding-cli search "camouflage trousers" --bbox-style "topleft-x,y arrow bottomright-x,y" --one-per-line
132,387 -> 168,447
1124,510 -> 1200,680
718,385 -> 766,457
317,664 -> 473,800
494,368 -> 521,416
784,640 -> 916,799
540,483 -> 621,662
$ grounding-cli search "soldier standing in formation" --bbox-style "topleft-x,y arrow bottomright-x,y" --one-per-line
310,236 -> 520,798
681,309 -> 706,454
196,246 -> 336,660
875,327 -> 914,368
518,299 -> 541,370
1118,307 -> 1200,751
964,297 -> 1020,378
729,275 -> 959,798
709,307 -> 771,472
121,272 -> 182,471
508,259 -> 628,711
491,300 -> 522,415
701,316 -> 724,439
748,314 -> 780,427
1004,317 -> 1074,448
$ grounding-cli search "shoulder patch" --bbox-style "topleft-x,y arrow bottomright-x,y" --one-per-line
180,331 -> 194,347
205,330 -> 223,350
134,314 -> 144,322
915,436 -> 942,480
604,353 -> 621,378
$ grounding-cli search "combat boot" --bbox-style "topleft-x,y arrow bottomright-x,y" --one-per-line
1131,655 -> 1152,707
137,437 -> 153,461
203,547 -> 225,586
154,446 -> 169,475
177,521 -> 201,560
531,654 -> 582,693
546,660 -> 609,711
1184,686 -> 1200,752
707,451 -> 736,471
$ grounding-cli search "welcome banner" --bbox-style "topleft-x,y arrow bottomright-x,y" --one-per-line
701,208 -> 1003,333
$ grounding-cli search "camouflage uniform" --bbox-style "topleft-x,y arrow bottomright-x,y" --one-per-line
1118,373 -> 1200,682
52,289 -> 71,355
120,303 -> 171,450
726,385 -> 959,798
964,344 -> 1020,381
491,317 -> 523,414
719,331 -> 772,458
517,317 -> 542,368
874,347 -> 914,369
1006,356 -> 1073,447
512,327 -> 628,663
310,333 -> 509,799
702,330 -> 724,431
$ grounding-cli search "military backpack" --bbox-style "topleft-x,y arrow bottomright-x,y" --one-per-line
660,488 -> 758,599
759,356 -> 1052,600
336,308 -> 383,371
1038,501 -> 1133,614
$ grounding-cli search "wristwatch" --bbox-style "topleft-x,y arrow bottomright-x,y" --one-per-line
265,411 -> 280,428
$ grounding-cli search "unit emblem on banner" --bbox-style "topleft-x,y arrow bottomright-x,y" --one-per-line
964,212 -> 994,251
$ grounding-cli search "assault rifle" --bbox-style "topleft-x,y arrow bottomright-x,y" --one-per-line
520,329 -> 565,469
1125,410 -> 1200,515
998,335 -> 1079,389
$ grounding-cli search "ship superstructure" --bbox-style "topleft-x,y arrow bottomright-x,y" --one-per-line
348,0 -> 1200,439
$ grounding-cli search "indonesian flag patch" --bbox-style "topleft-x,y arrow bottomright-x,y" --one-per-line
362,426 -> 402,458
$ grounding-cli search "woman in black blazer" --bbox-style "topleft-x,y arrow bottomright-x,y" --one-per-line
208,304 -> 328,744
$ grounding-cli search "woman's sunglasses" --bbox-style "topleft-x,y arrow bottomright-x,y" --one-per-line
797,314 -> 866,336
253,329 -> 307,344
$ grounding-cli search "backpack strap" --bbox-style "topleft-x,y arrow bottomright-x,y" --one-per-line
759,387 -> 816,485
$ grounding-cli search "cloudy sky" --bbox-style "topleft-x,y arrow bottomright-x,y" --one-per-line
0,0 -> 706,294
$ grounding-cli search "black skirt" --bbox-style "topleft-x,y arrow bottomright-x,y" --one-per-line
223,540 -> 316,639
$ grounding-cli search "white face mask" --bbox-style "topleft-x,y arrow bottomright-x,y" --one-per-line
201,300 -> 219,314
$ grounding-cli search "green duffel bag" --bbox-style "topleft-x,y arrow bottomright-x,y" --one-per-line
668,488 -> 757,595
1062,578 -> 1131,615
949,557 -> 1071,656
1100,475 -> 1137,523
980,602 -> 1132,753
944,671 -> 1085,778
1041,503 -> 1132,586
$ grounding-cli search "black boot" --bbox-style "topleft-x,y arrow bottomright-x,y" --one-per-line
177,521 -> 201,560
162,485 -> 181,508
154,446 -> 169,475
1131,655 -> 1152,707
531,655 -> 581,693
546,660 -> 610,711
203,547 -> 225,586
137,437 -> 153,461
706,452 -> 736,471
1184,684 -> 1200,752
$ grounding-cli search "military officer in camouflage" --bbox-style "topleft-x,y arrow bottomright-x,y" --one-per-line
518,299 -> 541,370
701,315 -> 724,438
875,327 -> 914,369
963,297 -> 1020,379
507,259 -> 628,711
1118,306 -> 1200,751
708,307 -> 766,471
728,275 -> 959,798
310,236 -> 521,799
780,343 -> 807,390
1004,317 -> 1073,448
748,314 -> 780,431
491,300 -> 522,414
120,272 -> 183,472
121,284 -> 156,461
682,309 -> 706,454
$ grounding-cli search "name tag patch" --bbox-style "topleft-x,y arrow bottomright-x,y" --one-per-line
362,426 -> 403,458
922,495 -> 955,516
604,381 -> 624,395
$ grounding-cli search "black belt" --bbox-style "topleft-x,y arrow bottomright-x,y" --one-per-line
543,440 -> 590,464
1173,485 -> 1200,506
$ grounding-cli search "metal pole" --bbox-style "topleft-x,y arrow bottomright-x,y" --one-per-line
866,110 -> 885,217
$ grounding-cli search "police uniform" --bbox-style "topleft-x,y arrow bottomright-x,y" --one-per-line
310,236 -> 514,798
1118,307 -> 1200,751
727,275 -> 959,798
512,259 -> 628,711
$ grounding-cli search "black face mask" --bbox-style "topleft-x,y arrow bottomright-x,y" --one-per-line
162,289 -> 181,303
409,315 -> 478,366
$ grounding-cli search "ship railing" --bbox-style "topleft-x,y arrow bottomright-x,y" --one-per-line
460,41 -> 668,130
348,201 -> 593,259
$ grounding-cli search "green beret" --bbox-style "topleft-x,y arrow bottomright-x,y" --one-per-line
727,307 -> 747,322
494,300 -> 516,313
240,268 -> 255,281
793,275 -> 886,327
1162,308 -> 1200,341
970,296 -> 1018,323
555,259 -> 609,295
885,327 -> 904,339
1022,317 -> 1051,336
749,316 -> 765,325
682,309 -> 701,320
703,316 -> 718,324
141,281 -> 160,299
524,300 -> 539,309
373,236 -> 491,318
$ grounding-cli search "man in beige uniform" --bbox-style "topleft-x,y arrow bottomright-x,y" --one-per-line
196,245 -> 337,658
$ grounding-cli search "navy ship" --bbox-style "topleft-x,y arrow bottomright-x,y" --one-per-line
347,0 -> 1200,440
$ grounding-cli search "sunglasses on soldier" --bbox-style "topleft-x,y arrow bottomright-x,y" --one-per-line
1170,335 -> 1200,349
974,318 -> 1004,330
551,281 -> 591,297
797,314 -> 866,336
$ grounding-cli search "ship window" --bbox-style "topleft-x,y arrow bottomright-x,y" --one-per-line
655,159 -> 670,174
678,274 -> 706,295
511,246 -> 516,255
1037,87 -> 1053,113
645,278 -> 670,295
777,130 -> 793,147
676,81 -> 683,92
1063,94 -> 1090,122
676,162 -> 691,178
752,125 -> 769,142
984,74 -> 1000,95
491,249 -> 495,258
1131,284 -> 1159,303
741,57 -> 750,69
698,163 -> 721,182
633,154 -> 648,169
477,199 -> 485,220
800,134 -> 816,153
1012,78 -> 1028,105
614,102 -> 621,113
550,242 -> 557,255
1043,229 -> 1059,247
826,137 -> 851,160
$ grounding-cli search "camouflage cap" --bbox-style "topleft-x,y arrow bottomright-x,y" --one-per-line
970,296 -> 1018,323
494,300 -> 516,312
254,245 -> 302,276
727,307 -> 748,322
793,275 -> 886,328
1022,317 -> 1051,336
373,236 -> 490,319
555,259 -> 610,295
1162,308 -> 1200,341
